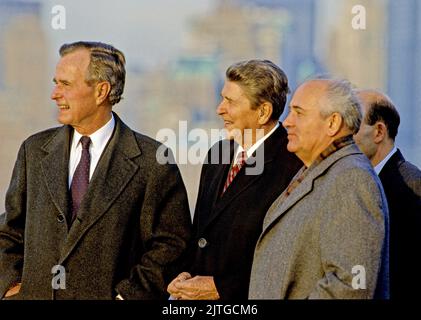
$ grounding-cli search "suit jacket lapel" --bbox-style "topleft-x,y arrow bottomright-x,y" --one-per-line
60,114 -> 141,263
197,141 -> 234,231
41,125 -> 72,229
261,143 -> 363,236
203,124 -> 284,229
379,149 -> 404,181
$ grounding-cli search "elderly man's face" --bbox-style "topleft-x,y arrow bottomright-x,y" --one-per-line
51,49 -> 99,134
216,80 -> 261,147
282,81 -> 330,166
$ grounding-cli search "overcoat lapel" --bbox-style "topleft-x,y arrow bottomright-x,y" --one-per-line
60,114 -> 141,263
261,144 -> 363,237
41,125 -> 72,229
202,125 -> 284,230
378,149 -> 404,182
197,141 -> 233,231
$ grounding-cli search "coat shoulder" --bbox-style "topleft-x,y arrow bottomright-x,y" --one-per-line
130,130 -> 179,171
322,152 -> 382,194
23,126 -> 63,148
131,131 -> 164,153
398,160 -> 421,195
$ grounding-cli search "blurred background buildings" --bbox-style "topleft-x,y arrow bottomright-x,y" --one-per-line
1,0 -> 420,214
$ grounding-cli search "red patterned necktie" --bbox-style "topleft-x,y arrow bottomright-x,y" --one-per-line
221,151 -> 247,195
70,136 -> 91,222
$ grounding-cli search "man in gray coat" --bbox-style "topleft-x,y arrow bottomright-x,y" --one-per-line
249,79 -> 389,299
0,41 -> 191,299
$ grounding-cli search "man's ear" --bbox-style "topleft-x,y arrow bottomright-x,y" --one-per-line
95,81 -> 111,105
326,112 -> 343,136
373,121 -> 388,143
257,102 -> 273,125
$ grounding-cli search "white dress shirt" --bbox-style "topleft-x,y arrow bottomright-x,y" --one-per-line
68,115 -> 115,188
374,145 -> 397,175
234,122 -> 280,161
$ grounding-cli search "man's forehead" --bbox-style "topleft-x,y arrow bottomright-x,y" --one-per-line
221,80 -> 245,97
291,80 -> 329,108
356,90 -> 391,115
357,90 -> 387,104
58,48 -> 90,69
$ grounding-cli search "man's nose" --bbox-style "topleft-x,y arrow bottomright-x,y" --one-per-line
282,112 -> 293,128
216,101 -> 226,115
50,86 -> 61,100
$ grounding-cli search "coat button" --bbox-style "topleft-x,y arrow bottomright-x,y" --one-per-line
198,238 -> 208,248
57,214 -> 65,223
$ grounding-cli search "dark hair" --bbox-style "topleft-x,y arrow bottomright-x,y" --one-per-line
366,99 -> 400,140
59,41 -> 126,106
226,59 -> 289,121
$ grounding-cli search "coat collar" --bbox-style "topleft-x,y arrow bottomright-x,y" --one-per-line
41,124 -> 73,223
261,143 -> 363,236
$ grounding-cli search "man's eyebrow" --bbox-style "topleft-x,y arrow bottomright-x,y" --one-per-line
53,78 -> 70,85
289,105 -> 305,111
221,94 -> 233,101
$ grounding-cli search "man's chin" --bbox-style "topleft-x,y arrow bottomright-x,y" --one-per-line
226,132 -> 243,146
286,143 -> 297,153
223,127 -> 243,140
57,115 -> 71,125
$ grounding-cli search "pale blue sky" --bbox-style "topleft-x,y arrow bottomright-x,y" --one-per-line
41,0 -> 213,69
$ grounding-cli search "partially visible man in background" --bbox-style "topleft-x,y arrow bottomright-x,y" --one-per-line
0,41 -> 191,299
354,89 -> 421,299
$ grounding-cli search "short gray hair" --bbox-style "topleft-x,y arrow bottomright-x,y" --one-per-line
59,41 -> 126,106
320,79 -> 362,134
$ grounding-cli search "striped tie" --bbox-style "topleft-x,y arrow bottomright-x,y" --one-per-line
221,151 -> 247,195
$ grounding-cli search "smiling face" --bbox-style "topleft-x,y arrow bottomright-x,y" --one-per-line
282,81 -> 332,167
216,80 -> 261,147
51,49 -> 105,135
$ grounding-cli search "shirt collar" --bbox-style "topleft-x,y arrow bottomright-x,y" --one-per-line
374,145 -> 397,175
234,122 -> 280,160
72,114 -> 115,150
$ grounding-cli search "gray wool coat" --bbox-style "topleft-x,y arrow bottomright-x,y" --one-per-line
249,143 -> 390,299
0,113 -> 192,299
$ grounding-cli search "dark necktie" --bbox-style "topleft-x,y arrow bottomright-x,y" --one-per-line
221,151 -> 247,196
70,136 -> 91,222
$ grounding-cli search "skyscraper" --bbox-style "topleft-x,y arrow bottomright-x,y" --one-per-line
0,0 -> 49,213
244,0 -> 324,90
387,0 -> 421,166
326,0 -> 387,90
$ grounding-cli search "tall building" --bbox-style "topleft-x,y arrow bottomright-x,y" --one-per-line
0,0 -> 49,213
326,0 -> 387,90
244,0 -> 324,92
170,0 -> 327,125
387,0 -> 421,167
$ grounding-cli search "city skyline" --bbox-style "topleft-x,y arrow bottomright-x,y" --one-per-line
1,0 -> 420,214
